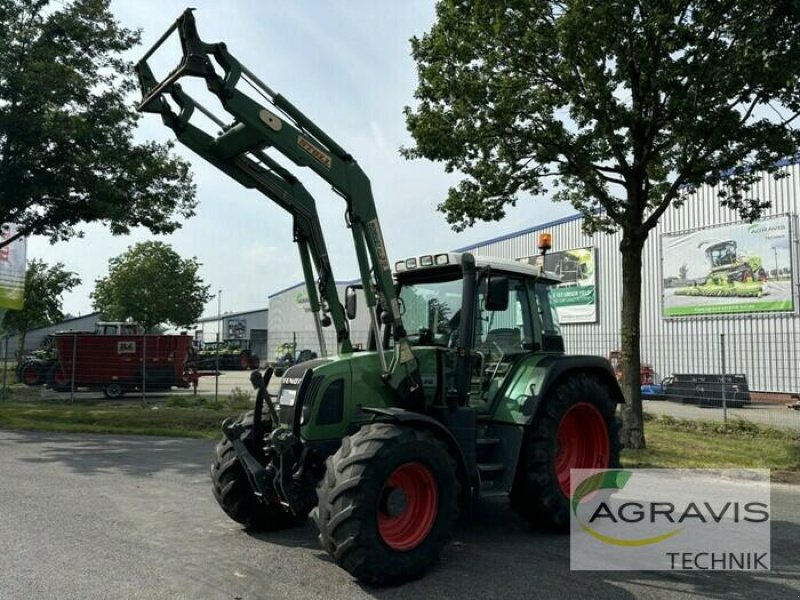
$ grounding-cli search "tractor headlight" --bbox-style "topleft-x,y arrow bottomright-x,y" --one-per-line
420,255 -> 433,267
395,260 -> 407,272
435,254 -> 449,265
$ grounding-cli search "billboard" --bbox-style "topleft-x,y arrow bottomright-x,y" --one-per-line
0,223 -> 26,310
661,216 -> 794,317
530,247 -> 597,323
226,317 -> 247,339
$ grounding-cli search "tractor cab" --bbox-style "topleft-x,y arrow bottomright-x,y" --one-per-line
705,241 -> 738,267
391,252 -> 564,408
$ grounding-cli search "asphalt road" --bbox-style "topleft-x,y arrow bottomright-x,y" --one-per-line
0,430 -> 798,600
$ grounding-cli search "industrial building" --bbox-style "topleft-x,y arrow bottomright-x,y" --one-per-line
265,160 -> 800,395
3,312 -> 103,358
193,308 -> 269,361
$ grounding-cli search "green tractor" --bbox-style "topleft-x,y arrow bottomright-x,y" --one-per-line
703,240 -> 767,285
136,11 -> 622,584
16,334 -> 58,386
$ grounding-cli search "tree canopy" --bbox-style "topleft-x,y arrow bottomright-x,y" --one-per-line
404,0 -> 800,448
91,241 -> 211,332
0,0 -> 196,244
2,259 -> 81,352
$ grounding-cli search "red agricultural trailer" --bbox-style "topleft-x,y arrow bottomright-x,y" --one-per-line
48,332 -> 196,398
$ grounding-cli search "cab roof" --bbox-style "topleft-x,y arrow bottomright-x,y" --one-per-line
394,251 -> 562,284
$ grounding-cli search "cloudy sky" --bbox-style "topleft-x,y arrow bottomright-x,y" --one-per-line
28,0 -> 573,318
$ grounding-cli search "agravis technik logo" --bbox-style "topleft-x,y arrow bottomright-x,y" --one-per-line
570,469 -> 771,571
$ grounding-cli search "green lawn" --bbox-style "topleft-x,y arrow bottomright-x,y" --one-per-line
0,397 -> 798,473
622,415 -> 800,473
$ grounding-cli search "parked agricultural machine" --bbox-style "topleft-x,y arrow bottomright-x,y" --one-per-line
676,240 -> 768,297
137,10 -> 623,584
190,339 -> 260,370
271,340 -> 318,376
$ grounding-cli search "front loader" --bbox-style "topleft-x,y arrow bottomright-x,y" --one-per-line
136,10 -> 623,585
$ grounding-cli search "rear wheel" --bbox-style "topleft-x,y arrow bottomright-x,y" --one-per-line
511,375 -> 620,531
238,351 -> 250,370
21,363 -> 41,386
210,411 -> 307,530
47,365 -> 71,392
315,423 -> 459,585
103,382 -> 126,399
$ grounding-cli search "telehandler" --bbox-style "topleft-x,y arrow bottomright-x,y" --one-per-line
136,10 -> 623,584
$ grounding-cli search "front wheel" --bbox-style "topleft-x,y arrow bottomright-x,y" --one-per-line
511,375 -> 620,531
210,411 -> 307,530
315,423 -> 459,585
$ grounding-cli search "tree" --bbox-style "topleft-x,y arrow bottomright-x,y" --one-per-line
91,241 -> 211,332
2,259 -> 81,354
404,0 -> 800,449
0,0 -> 196,246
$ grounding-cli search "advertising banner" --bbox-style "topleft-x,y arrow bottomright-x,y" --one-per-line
226,316 -> 247,339
0,223 -> 26,310
531,247 -> 597,323
661,216 -> 794,317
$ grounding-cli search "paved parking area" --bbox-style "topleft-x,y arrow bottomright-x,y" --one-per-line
0,430 -> 798,600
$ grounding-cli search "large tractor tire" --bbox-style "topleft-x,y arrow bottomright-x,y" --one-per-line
210,411 -> 307,530
238,351 -> 250,370
315,423 -> 459,585
511,374 -> 620,532
20,362 -> 42,386
47,365 -> 72,392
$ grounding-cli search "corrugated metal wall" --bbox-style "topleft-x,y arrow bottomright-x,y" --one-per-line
458,162 -> 800,393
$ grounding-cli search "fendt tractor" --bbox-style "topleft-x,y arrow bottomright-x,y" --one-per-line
137,11 -> 623,584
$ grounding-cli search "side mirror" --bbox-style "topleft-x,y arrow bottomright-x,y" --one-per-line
345,285 -> 358,320
485,275 -> 509,311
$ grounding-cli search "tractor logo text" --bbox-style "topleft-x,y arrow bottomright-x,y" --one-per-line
298,136 -> 332,169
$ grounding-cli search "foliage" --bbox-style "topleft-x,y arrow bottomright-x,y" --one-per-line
0,0 -> 196,244
91,241 -> 211,332
1,259 -> 80,352
404,0 -> 800,448
226,387 -> 253,410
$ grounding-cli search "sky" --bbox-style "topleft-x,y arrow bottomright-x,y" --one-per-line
27,0 -> 573,319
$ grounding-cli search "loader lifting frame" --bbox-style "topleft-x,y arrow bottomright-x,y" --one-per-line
135,9 -> 421,397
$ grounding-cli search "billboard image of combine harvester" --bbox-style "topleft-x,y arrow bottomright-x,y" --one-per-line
661,216 -> 794,317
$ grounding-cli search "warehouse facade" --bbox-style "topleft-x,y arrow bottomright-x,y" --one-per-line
458,160 -> 800,395
267,281 -> 371,361
264,161 -> 800,394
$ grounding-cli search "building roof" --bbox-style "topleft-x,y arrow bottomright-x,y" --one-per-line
196,308 -> 269,323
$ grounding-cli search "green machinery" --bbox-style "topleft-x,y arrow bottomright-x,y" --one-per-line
136,10 -> 623,584
676,240 -> 767,298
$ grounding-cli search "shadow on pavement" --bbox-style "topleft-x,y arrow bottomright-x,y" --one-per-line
2,430 -> 213,477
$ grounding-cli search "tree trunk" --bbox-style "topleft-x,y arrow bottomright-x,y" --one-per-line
17,329 -> 27,359
619,233 -> 646,449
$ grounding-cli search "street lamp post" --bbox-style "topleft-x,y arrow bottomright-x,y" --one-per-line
771,247 -> 779,279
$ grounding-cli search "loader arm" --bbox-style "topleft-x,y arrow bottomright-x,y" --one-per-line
135,9 -> 420,395
149,85 -> 349,355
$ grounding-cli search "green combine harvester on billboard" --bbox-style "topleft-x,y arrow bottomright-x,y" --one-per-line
676,240 -> 767,297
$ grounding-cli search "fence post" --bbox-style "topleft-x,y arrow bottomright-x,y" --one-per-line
2,334 -> 8,400
70,333 -> 77,404
215,332 -> 220,404
719,333 -> 727,429
142,333 -> 147,403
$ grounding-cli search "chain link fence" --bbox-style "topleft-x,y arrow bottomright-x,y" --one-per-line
2,329 -> 799,431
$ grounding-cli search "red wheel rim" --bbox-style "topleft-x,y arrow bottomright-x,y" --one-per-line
377,462 -> 438,551
53,369 -> 68,386
24,366 -> 38,385
555,402 -> 610,496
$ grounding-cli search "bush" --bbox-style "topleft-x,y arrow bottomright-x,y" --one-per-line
226,387 -> 252,410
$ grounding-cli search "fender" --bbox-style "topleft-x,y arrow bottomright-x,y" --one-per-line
523,355 -> 624,425
361,406 -> 476,498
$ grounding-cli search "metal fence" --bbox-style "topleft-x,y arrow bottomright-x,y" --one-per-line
3,330 -> 799,431
563,331 -> 800,431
